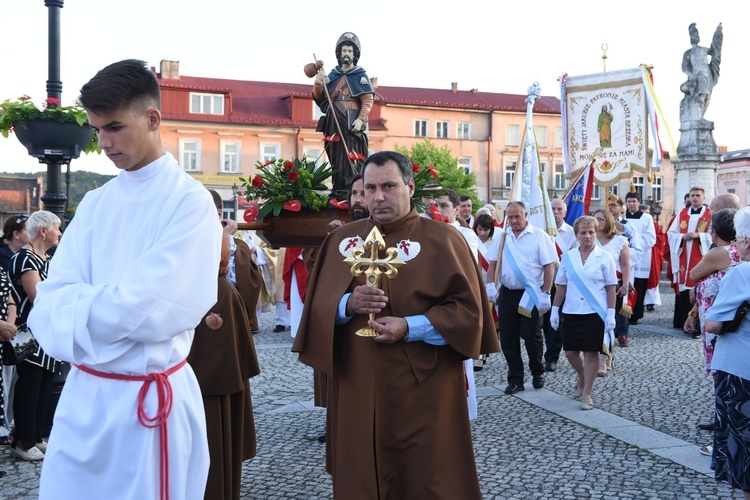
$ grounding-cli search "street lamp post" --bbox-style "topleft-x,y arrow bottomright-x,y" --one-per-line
41,0 -> 67,227
231,183 -> 239,221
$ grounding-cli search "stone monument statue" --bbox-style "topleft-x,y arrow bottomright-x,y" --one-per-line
674,22 -> 724,213
679,22 -> 723,123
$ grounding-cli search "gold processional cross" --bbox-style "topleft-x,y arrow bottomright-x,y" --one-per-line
344,226 -> 406,337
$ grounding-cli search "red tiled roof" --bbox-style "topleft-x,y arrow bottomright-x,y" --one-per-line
158,75 -> 560,128
374,85 -> 560,114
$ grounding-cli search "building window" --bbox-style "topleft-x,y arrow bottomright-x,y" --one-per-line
260,143 -> 281,163
727,187 -> 736,194
457,122 -> 471,140
505,161 -> 516,187
632,176 -> 645,201
505,125 -> 520,146
592,183 -> 601,200
190,93 -> 224,115
554,163 -> 565,189
414,120 -> 427,137
436,121 -> 449,139
610,185 -> 619,198
179,139 -> 200,172
313,101 -> 324,121
303,146 -> 324,167
458,157 -> 472,175
554,127 -> 563,149
652,177 -> 663,202
534,126 -> 547,147
221,141 -> 241,173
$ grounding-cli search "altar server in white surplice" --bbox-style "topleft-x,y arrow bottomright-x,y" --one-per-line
28,60 -> 221,500
436,189 -> 479,420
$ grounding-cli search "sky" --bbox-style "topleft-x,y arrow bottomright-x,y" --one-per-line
0,0 -> 744,177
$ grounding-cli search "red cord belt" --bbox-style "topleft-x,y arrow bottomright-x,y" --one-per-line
74,359 -> 187,500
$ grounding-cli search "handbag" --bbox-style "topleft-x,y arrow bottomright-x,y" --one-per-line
2,324 -> 39,365
718,301 -> 750,335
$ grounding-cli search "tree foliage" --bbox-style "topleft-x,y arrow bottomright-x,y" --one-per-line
395,140 -> 482,213
2,170 -> 115,213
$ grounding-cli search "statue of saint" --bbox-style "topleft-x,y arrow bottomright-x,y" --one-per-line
679,23 -> 723,123
597,105 -> 613,148
312,32 -> 374,198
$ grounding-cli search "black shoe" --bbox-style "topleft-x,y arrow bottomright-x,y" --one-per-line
698,422 -> 715,431
251,330 -> 259,335
0,470 -> 6,479
317,433 -> 326,443
532,375 -> 545,389
630,319 -> 639,325
544,361 -> 557,372
646,305 -> 655,312
504,383 -> 525,395
273,324 -> 286,332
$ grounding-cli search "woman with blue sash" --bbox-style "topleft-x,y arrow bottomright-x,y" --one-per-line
550,216 -> 617,410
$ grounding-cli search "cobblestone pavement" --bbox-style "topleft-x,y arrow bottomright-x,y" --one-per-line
1,292 -> 745,499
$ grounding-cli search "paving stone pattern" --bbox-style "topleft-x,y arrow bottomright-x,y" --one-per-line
0,293 -> 745,499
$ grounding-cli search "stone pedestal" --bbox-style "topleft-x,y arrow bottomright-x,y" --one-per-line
674,119 -> 721,213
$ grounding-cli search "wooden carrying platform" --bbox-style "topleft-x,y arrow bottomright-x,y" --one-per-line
238,207 -> 351,248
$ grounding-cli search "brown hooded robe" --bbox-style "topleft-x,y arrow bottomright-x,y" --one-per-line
292,209 -> 499,499
188,277 -> 261,500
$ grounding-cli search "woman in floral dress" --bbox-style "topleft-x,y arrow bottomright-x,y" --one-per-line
684,209 -> 741,375
684,209 -> 740,457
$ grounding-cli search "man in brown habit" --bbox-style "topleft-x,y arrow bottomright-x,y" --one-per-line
292,151 -> 499,498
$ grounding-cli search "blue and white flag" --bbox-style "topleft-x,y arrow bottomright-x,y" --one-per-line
563,159 -> 595,225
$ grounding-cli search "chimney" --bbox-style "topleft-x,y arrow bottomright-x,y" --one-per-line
160,60 -> 180,80
371,76 -> 378,90
451,82 -> 458,93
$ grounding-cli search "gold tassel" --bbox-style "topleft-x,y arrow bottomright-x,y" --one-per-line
619,303 -> 633,318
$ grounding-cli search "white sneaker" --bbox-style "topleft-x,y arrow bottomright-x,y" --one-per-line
10,445 -> 45,461
35,441 -> 47,453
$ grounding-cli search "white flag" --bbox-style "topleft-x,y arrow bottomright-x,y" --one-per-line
510,82 -> 556,237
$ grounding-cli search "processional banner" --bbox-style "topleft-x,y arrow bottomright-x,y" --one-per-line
561,67 -> 651,187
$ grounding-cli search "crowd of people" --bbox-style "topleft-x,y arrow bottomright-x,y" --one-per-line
0,57 -> 748,499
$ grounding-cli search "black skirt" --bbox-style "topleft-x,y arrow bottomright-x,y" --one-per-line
712,370 -> 750,492
562,313 -> 604,352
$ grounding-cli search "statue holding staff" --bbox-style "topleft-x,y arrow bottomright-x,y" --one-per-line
306,32 -> 374,199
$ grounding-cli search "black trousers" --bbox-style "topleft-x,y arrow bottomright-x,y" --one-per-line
674,289 -> 693,329
632,277 -> 649,322
12,361 -> 54,450
497,286 -> 544,385
542,286 -> 563,363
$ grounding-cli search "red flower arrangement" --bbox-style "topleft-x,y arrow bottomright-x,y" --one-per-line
240,156 -> 333,219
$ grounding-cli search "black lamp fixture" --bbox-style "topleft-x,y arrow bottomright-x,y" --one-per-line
647,195 -> 663,224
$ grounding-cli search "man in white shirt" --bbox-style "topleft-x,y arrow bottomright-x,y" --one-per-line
28,60 -> 221,499
435,189 -> 479,419
542,199 -> 576,371
625,192 -> 656,324
459,196 -> 474,228
490,202 -> 557,394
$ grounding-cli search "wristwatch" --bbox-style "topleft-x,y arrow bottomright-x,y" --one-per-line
542,290 -> 551,295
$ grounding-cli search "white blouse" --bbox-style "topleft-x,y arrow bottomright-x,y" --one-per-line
555,246 -> 617,315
